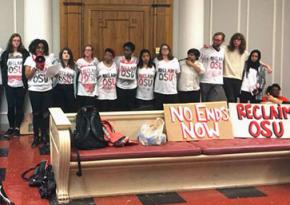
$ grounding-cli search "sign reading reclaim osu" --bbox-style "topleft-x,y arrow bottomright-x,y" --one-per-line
229,103 -> 290,138
164,102 -> 233,141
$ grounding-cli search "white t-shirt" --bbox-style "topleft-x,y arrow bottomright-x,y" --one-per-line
97,61 -> 117,100
154,58 -> 180,95
241,68 -> 258,94
116,56 -> 138,89
178,61 -> 205,91
24,56 -> 53,92
57,66 -> 76,85
136,66 -> 156,100
7,52 -> 24,87
200,46 -> 225,84
76,58 -> 99,97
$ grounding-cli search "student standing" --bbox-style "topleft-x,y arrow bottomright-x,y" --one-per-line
178,48 -> 205,103
116,42 -> 138,111
0,33 -> 30,138
136,49 -> 156,109
224,33 -> 272,102
76,45 -> 99,109
154,43 -> 180,110
240,50 -> 266,103
54,47 -> 76,113
97,48 -> 118,111
200,32 -> 227,102
25,39 -> 53,147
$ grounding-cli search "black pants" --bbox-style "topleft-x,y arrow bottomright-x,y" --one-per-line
53,84 -> 76,113
116,87 -> 136,111
135,99 -> 155,110
29,90 -> 53,142
76,96 -> 97,110
240,91 -> 257,103
178,90 -> 201,103
98,99 -> 117,112
5,86 -> 26,128
223,78 -> 242,103
154,92 -> 179,110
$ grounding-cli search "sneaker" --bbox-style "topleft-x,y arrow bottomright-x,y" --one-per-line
3,128 -> 14,139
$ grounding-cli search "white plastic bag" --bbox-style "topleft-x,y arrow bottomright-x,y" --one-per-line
138,118 -> 167,146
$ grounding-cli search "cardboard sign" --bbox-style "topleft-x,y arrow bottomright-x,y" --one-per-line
164,102 -> 233,141
229,103 -> 290,138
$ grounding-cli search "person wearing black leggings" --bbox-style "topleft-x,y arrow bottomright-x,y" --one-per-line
0,33 -> 29,138
25,39 -> 53,148
53,47 -> 76,113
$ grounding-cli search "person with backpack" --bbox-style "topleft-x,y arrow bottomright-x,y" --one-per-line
97,48 -> 118,111
116,42 -> 138,111
136,49 -> 156,109
25,39 -> 54,148
76,45 -> 99,109
53,47 -> 76,113
0,33 -> 30,138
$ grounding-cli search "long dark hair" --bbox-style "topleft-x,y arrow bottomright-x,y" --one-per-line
245,49 -> 261,76
6,33 -> 26,53
59,47 -> 75,69
137,49 -> 154,68
157,43 -> 174,61
227,33 -> 246,55
28,39 -> 49,55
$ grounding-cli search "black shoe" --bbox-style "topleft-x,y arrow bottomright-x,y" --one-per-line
31,137 -> 40,148
14,129 -> 20,138
0,185 -> 14,205
39,144 -> 50,155
3,128 -> 14,139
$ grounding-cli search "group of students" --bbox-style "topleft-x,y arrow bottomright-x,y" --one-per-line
0,32 -> 288,148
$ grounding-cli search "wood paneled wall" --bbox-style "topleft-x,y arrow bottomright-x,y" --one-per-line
60,0 -> 173,58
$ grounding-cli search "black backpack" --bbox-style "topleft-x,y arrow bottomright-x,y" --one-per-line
72,106 -> 107,150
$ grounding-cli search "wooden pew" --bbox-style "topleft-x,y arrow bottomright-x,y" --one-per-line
49,108 -> 290,204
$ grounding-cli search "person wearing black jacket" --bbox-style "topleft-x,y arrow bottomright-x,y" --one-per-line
0,33 -> 29,138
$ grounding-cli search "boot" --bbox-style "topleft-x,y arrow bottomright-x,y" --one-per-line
0,185 -> 14,205
40,129 -> 50,154
31,134 -> 40,148
41,128 -> 49,146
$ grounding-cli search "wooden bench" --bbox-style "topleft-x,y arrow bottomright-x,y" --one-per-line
49,108 -> 290,204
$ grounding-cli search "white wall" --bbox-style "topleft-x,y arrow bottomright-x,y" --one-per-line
202,0 -> 290,97
0,0 -> 60,128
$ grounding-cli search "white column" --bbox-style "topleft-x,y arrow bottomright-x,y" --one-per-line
24,0 -> 52,48
177,0 -> 204,59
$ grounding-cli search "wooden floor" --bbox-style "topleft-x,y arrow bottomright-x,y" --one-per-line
2,135 -> 290,205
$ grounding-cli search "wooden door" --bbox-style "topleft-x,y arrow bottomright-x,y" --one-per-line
60,0 -> 173,59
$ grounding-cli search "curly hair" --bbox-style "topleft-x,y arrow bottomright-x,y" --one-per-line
227,33 -> 246,55
28,39 -> 49,55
